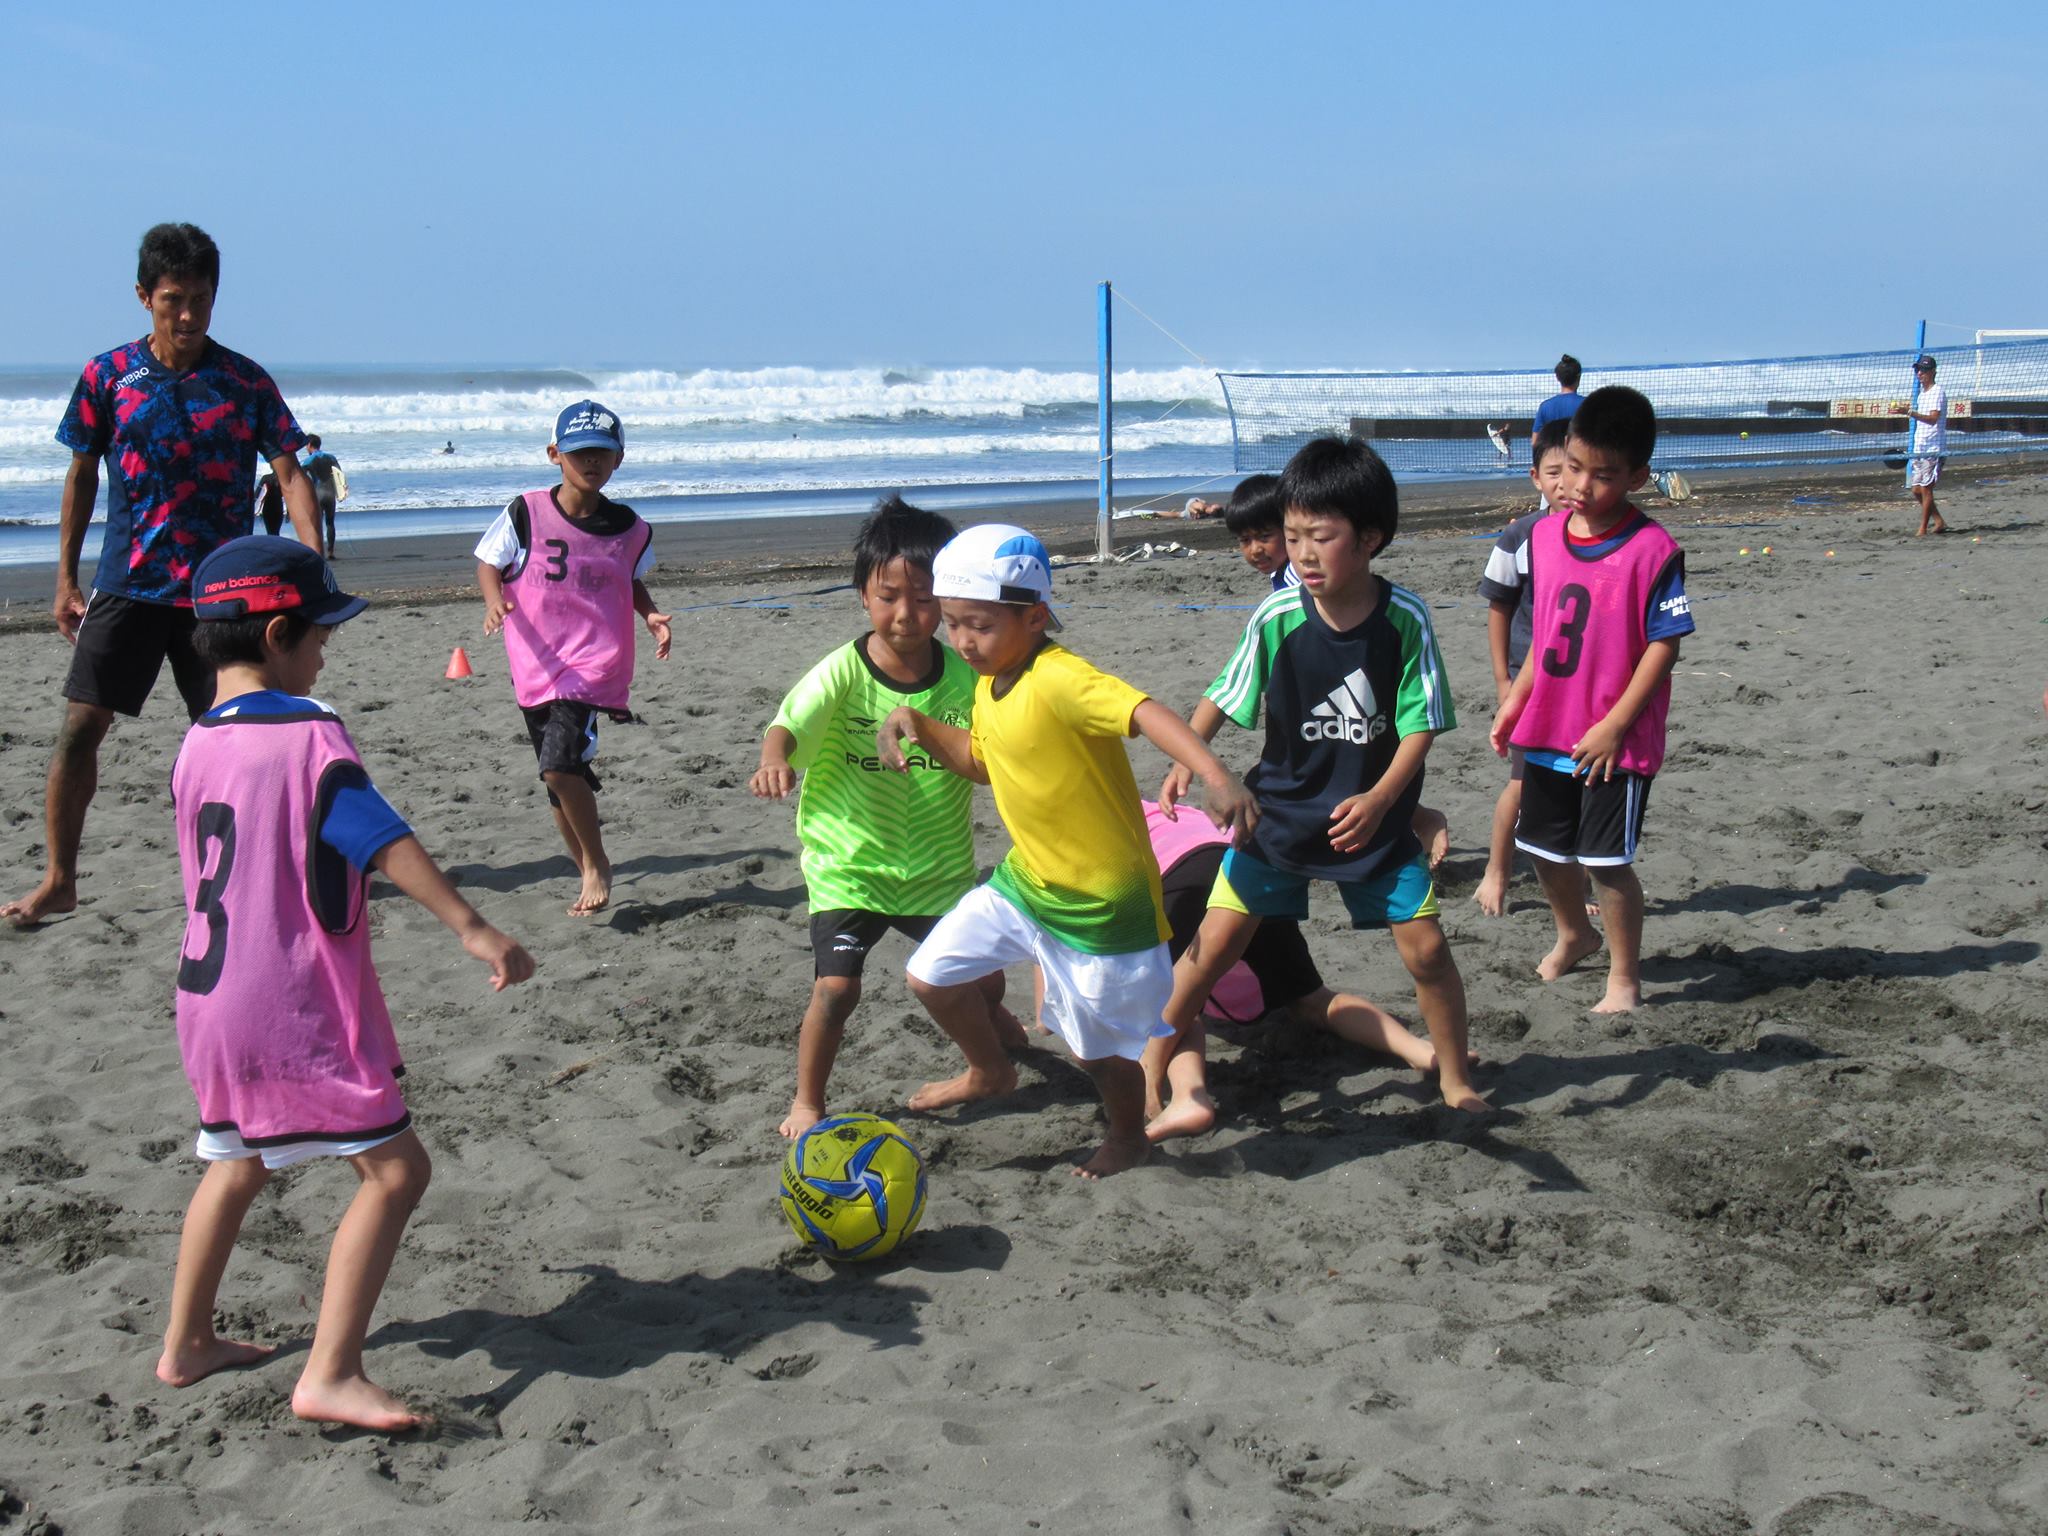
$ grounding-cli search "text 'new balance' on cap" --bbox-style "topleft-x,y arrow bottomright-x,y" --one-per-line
192,536 -> 368,624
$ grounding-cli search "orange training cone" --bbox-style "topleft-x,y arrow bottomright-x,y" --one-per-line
445,646 -> 474,681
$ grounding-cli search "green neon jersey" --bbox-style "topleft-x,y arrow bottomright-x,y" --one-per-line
771,635 -> 979,915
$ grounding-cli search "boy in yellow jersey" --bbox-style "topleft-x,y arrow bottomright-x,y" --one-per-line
877,524 -> 1255,1178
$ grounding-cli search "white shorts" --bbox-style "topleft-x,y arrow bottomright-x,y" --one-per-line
1908,455 -> 1942,489
196,1124 -> 408,1171
907,884 -> 1173,1062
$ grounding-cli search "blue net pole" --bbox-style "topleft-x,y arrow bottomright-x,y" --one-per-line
1097,281 -> 1112,560
1905,319 -> 1927,489
1218,338 -> 2048,480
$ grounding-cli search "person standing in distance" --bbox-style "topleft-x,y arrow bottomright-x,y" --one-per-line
301,434 -> 344,557
1906,355 -> 1947,537
3,223 -> 322,928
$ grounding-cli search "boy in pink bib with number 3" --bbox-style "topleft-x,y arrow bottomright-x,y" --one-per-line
164,537 -> 534,1432
1491,387 -> 1694,1013
476,400 -> 673,914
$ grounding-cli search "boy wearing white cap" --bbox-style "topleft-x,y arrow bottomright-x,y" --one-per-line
877,524 -> 1255,1178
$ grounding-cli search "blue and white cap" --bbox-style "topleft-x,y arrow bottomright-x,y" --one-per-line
931,523 -> 1062,630
553,399 -> 625,454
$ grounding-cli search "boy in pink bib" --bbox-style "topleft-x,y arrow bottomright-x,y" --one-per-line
1491,387 -> 1694,1013
162,537 -> 534,1433
476,400 -> 672,915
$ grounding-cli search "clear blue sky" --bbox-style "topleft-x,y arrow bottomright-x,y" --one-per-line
5,1 -> 2043,370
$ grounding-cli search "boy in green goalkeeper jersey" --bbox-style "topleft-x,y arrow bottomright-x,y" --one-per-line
751,496 -> 1023,1137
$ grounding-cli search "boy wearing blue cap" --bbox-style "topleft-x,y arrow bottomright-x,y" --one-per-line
162,536 -> 532,1432
877,524 -> 1256,1179
475,401 -> 673,914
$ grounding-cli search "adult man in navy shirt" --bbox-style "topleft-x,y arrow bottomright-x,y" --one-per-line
1531,353 -> 1585,444
4,224 -> 321,927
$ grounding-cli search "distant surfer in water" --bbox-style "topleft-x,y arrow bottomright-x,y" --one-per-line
441,440 -> 455,455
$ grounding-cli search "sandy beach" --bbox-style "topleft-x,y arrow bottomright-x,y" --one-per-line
2,466 -> 2045,1534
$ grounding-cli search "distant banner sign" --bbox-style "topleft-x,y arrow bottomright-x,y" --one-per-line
1830,397 -> 1973,418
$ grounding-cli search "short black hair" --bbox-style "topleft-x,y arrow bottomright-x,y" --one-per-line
1567,385 -> 1657,470
191,611 -> 314,670
1531,418 -> 1571,463
137,223 -> 220,296
306,434 -> 322,450
1221,474 -> 1283,537
1278,436 -> 1398,548
1555,353 -> 1582,391
852,494 -> 957,591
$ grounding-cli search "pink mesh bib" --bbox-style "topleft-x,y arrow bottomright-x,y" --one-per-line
501,489 -> 648,710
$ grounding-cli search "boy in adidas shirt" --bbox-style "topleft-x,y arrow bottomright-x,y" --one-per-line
1158,436 -> 1486,1120
750,497 -> 1023,1138
1491,387 -> 1693,1014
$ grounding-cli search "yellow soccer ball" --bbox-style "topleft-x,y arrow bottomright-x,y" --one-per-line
779,1112 -> 928,1261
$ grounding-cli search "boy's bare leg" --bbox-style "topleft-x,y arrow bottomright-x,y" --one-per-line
1388,917 -> 1488,1113
1074,1055 -> 1149,1179
291,1131 -> 432,1433
158,1157 -> 276,1387
3,703 -> 114,927
978,969 -> 1029,1049
1473,779 -> 1520,917
781,974 -> 861,1138
544,772 -> 610,915
1913,484 -> 1945,536
1143,907 -> 1259,1141
1533,856 -> 1603,980
903,975 -> 1019,1111
1588,865 -> 1646,1014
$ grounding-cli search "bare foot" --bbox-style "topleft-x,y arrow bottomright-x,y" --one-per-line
1591,980 -> 1642,1014
568,863 -> 612,917
1073,1133 -> 1149,1179
2,875 -> 78,928
906,1061 -> 1017,1112
1472,868 -> 1508,917
988,1002 -> 1030,1050
156,1336 -> 274,1387
1143,1091 -> 1217,1143
1537,929 -> 1603,981
1585,901 -> 1601,920
1439,1084 -> 1493,1114
1415,807 -> 1451,871
292,1374 -> 424,1433
779,1100 -> 825,1139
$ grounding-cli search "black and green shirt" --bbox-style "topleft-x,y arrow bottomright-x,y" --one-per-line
1205,577 -> 1455,880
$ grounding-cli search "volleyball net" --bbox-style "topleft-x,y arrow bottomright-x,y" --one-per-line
1218,337 -> 2048,479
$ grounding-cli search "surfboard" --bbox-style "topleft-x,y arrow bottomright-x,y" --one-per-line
332,466 -> 349,503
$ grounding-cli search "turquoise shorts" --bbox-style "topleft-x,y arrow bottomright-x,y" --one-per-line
1216,845 -> 1440,930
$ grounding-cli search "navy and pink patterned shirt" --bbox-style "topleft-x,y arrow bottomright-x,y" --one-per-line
58,338 -> 306,605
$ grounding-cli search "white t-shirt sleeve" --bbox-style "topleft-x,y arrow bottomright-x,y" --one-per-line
474,508 -> 523,570
634,538 -> 655,582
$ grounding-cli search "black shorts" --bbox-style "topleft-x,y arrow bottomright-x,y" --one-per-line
521,701 -> 618,802
1160,844 -> 1322,1021
1515,761 -> 1652,867
63,592 -> 213,721
809,910 -> 942,979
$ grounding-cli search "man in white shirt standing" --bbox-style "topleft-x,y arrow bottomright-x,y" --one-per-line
1907,354 -> 1948,537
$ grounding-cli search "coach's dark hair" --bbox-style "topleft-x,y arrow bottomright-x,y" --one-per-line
1567,386 -> 1657,470
1554,353 -> 1582,390
1531,418 -> 1571,462
1221,474 -> 1283,537
852,494 -> 957,591
192,610 -> 315,670
1278,436 -> 1398,550
137,223 -> 221,295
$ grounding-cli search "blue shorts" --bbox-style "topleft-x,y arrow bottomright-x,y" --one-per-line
1216,846 -> 1440,930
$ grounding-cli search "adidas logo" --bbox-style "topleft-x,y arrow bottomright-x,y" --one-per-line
1300,668 -> 1387,745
